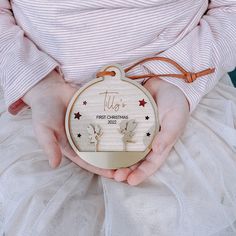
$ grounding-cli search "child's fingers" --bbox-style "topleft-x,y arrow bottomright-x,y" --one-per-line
125,134 -> 174,186
114,108 -> 184,184
34,124 -> 62,168
127,139 -> 176,186
127,147 -> 172,186
126,109 -> 185,185
114,163 -> 140,182
122,79 -> 189,186
57,132 -> 115,179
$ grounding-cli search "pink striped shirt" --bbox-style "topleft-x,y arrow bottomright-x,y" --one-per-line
0,0 -> 236,114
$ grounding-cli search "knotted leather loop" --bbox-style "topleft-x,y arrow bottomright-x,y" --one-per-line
185,72 -> 197,83
96,56 -> 215,83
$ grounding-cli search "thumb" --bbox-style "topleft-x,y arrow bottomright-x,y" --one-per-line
34,124 -> 62,168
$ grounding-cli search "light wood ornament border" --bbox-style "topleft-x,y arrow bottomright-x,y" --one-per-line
65,64 -> 159,169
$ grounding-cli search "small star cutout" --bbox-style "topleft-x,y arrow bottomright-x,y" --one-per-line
83,101 -> 87,105
74,112 -> 82,120
145,116 -> 149,120
146,132 -> 151,137
77,133 -> 81,138
139,99 -> 147,107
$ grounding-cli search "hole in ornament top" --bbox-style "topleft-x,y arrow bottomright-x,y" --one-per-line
111,71 -> 116,76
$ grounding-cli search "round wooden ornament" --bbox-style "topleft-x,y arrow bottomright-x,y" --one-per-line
65,64 -> 159,169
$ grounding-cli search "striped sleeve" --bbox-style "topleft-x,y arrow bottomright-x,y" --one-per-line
0,0 -> 59,114
135,0 -> 236,113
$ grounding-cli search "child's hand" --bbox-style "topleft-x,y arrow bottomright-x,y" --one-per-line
114,78 -> 190,185
22,70 -> 114,179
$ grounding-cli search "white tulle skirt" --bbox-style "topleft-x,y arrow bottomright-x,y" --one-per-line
0,74 -> 236,236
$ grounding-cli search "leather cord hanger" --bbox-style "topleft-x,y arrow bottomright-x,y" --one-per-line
96,56 -> 215,83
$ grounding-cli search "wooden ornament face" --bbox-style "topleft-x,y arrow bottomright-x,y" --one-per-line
65,64 -> 159,169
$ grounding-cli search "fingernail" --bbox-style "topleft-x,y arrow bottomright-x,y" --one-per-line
49,159 -> 58,168
114,175 -> 125,182
127,176 -> 139,186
